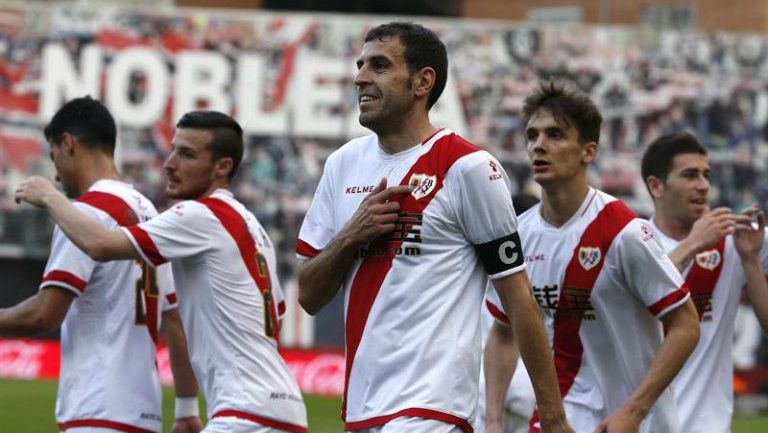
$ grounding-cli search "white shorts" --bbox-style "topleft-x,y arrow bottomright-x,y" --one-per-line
203,416 -> 301,433
61,429 -> 133,433
563,401 -> 603,433
351,416 -> 465,433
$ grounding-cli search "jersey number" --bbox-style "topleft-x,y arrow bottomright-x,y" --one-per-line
135,261 -> 159,325
255,252 -> 278,339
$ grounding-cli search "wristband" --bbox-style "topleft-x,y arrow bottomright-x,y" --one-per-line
174,396 -> 199,419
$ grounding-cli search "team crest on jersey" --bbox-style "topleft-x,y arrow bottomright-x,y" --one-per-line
695,249 -> 721,271
578,247 -> 601,270
408,173 -> 437,200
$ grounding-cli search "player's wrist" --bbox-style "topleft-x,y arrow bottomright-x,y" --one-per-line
174,396 -> 199,419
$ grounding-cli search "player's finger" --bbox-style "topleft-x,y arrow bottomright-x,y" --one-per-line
381,201 -> 401,213
376,185 -> 413,201
708,207 -> 733,217
739,203 -> 759,215
377,213 -> 399,224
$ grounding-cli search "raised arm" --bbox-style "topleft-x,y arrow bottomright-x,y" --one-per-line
593,299 -> 699,433
493,272 -> 573,433
667,207 -> 736,271
297,178 -> 410,315
15,176 -> 139,262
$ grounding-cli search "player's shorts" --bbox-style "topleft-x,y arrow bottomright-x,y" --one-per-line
60,428 -> 149,433
349,416 -> 464,433
203,416 -> 303,433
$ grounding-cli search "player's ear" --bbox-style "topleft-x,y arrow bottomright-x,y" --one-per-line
61,132 -> 78,156
646,175 -> 665,199
581,141 -> 597,164
412,66 -> 435,101
214,157 -> 234,181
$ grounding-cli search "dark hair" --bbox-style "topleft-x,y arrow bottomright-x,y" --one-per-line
176,111 -> 244,181
523,81 -> 602,145
365,22 -> 447,110
44,96 -> 117,155
641,132 -> 707,188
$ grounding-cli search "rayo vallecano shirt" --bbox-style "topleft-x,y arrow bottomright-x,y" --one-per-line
650,219 -> 768,433
123,189 -> 307,432
487,188 -> 689,433
41,179 -> 176,433
297,129 -> 526,432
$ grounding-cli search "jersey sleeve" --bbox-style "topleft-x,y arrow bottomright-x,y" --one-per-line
157,262 -> 178,312
296,154 -> 338,260
449,151 -> 526,280
122,201 -> 212,267
614,220 -> 690,318
39,203 -> 100,296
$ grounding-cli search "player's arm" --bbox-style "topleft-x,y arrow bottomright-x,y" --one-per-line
483,319 -> 518,433
493,272 -> 573,433
0,288 -> 74,336
15,176 -> 139,262
297,178 -> 411,315
733,207 -> 768,331
667,207 -> 736,271
161,309 -> 202,433
594,299 -> 699,433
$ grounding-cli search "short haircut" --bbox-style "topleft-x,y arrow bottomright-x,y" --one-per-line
176,111 -> 244,181
522,81 -> 602,145
365,22 -> 448,110
44,96 -> 117,155
641,132 -> 707,186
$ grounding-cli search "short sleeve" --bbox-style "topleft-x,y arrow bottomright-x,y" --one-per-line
450,151 -> 525,279
614,220 -> 689,318
39,203 -> 102,296
157,263 -> 177,312
296,155 -> 337,260
122,201 -> 212,267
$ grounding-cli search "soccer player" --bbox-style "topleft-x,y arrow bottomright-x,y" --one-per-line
484,82 -> 700,433
295,22 -> 572,433
641,132 -> 768,433
15,111 -> 307,433
0,96 -> 200,433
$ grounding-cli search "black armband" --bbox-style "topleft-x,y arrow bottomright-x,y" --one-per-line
474,232 -> 525,275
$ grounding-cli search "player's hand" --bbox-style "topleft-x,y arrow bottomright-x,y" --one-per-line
686,207 -> 737,252
539,417 -> 576,433
14,176 -> 60,208
341,177 -> 412,247
592,405 -> 642,433
171,416 -> 203,433
733,204 -> 765,260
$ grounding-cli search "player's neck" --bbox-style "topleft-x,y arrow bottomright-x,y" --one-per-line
651,209 -> 692,241
75,154 -> 120,196
539,180 -> 591,228
376,111 -> 436,154
200,179 -> 230,198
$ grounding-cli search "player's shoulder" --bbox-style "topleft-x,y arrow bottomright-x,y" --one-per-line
326,133 -> 378,166
76,180 -> 157,225
437,131 -> 487,172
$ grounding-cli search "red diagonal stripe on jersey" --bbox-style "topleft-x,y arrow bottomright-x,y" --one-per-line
296,239 -> 320,258
198,198 -> 281,343
684,237 -> 726,320
344,407 -> 473,433
58,419 -> 157,433
552,200 -> 635,397
42,270 -> 87,292
342,132 -> 479,420
213,409 -> 307,433
78,191 -> 160,344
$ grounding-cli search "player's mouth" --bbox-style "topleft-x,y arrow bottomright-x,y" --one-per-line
532,159 -> 550,173
359,93 -> 379,107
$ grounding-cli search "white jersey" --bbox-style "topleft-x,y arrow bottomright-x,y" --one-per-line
486,188 -> 689,433
650,220 -> 768,433
296,129 -> 525,432
40,179 -> 176,433
122,188 -> 307,432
